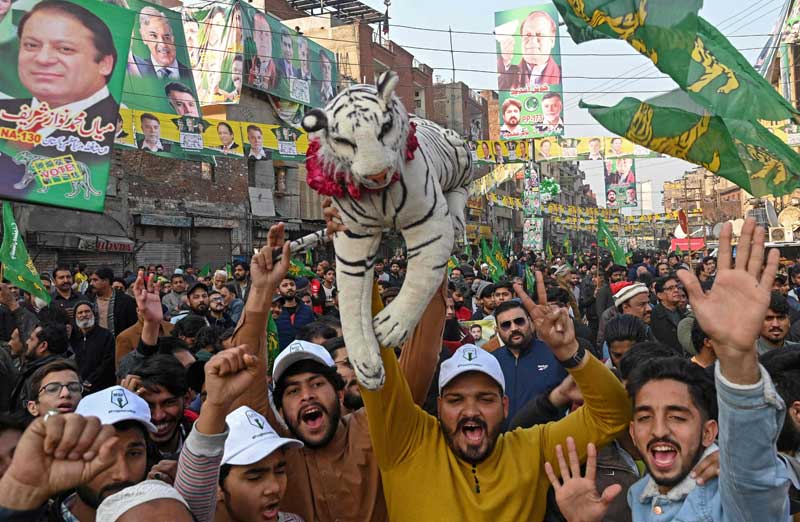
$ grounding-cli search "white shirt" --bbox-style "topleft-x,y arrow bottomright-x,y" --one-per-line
31,86 -> 110,140
153,57 -> 179,79
141,139 -> 164,152
249,147 -> 267,159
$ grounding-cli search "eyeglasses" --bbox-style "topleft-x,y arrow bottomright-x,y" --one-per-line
498,317 -> 527,331
210,297 -> 224,303
662,284 -> 682,292
39,382 -> 83,396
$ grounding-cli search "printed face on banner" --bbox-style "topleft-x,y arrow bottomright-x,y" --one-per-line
495,4 -> 564,140
243,123 -> 270,160
239,2 -> 339,108
783,1 -> 800,44
115,108 -> 136,148
535,138 -> 562,161
120,0 -> 202,118
135,111 -> 178,154
576,136 -> 604,160
604,136 -> 635,158
604,158 -> 637,209
0,0 -> 135,212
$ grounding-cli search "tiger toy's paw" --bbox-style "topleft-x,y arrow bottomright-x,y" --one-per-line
372,302 -> 414,348
353,360 -> 385,390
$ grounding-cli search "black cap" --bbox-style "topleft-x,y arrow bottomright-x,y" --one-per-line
187,281 -> 209,296
479,283 -> 496,299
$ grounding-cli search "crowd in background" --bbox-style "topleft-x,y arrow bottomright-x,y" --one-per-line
0,218 -> 798,521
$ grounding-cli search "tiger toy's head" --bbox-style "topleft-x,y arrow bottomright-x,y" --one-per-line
302,71 -> 412,194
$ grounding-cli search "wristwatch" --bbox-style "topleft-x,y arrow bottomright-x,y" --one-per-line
558,342 -> 586,369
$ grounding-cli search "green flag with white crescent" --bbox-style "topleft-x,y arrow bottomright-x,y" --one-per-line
0,202 -> 50,305
552,0 -> 800,122
582,96 -> 800,197
597,217 -> 627,265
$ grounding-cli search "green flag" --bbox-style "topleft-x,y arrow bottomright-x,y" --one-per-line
546,242 -> 553,260
563,239 -> 572,256
267,313 -> 280,374
675,244 -> 684,255
305,249 -> 313,267
553,0 -> 800,122
288,259 -> 316,278
224,263 -> 232,278
525,267 -> 536,297
582,96 -> 800,197
480,238 -> 502,283
597,217 -> 627,265
0,202 -> 50,305
447,255 -> 459,276
198,263 -> 212,278
490,237 -> 508,274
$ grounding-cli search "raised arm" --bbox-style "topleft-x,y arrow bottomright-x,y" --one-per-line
133,270 -> 162,347
228,224 -> 290,417
512,274 -> 631,468
678,218 -> 792,521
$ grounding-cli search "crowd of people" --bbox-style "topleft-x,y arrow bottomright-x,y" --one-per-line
0,216 -> 799,521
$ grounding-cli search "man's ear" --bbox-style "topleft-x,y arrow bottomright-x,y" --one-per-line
37,341 -> 48,357
702,419 -> 718,447
26,400 -> 39,417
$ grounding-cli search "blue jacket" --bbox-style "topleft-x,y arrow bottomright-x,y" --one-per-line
491,338 -> 567,426
628,362 -> 795,521
276,302 -> 315,350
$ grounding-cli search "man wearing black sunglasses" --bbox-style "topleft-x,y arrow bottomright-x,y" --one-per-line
492,300 -> 567,425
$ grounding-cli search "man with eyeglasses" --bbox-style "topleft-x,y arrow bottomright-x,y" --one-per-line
491,300 -> 567,426
25,359 -> 83,417
207,290 -> 235,331
650,276 -> 687,350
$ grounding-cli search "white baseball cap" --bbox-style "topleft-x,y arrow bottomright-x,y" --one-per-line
272,340 -> 335,383
439,344 -> 505,394
76,385 -> 157,433
222,406 -> 303,466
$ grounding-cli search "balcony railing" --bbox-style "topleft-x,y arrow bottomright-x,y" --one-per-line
412,58 -> 433,75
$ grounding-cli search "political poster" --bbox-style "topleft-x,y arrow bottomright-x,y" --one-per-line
523,217 -> 544,250
0,0 -> 136,213
133,110 -> 182,157
184,2 -> 242,106
557,137 -> 578,160
239,1 -> 338,108
122,0 -> 202,117
603,158 -> 637,209
535,137 -> 562,161
604,136 -> 635,158
495,4 -> 564,140
576,136 -> 604,160
459,319 -> 497,348
115,109 -> 138,149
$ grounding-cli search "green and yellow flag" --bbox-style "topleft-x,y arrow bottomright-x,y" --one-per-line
597,217 -> 628,265
0,202 -> 50,305
582,96 -> 800,197
267,313 -> 280,374
563,238 -> 572,256
553,0 -> 800,122
447,255 -> 459,275
546,242 -> 553,260
305,249 -> 313,267
480,238 -> 503,283
288,259 -> 316,278
491,237 -> 508,272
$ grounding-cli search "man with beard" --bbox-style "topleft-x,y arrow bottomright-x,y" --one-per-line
324,337 -> 362,414
89,267 -> 138,338
547,218 -> 795,522
70,301 -> 115,392
650,276 -> 686,350
52,265 -> 83,321
275,275 -> 314,350
758,292 -> 799,355
54,385 -> 157,521
207,290 -> 235,331
10,322 -> 69,412
491,300 -> 567,424
170,282 -> 210,325
598,282 -> 655,355
224,223 -> 445,522
359,273 -> 630,520
500,99 -> 522,138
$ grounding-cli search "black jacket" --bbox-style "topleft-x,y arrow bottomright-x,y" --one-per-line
70,326 -> 115,392
9,353 -> 64,412
92,290 -> 138,338
650,303 -> 685,350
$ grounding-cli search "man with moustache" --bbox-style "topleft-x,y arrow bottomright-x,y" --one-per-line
500,98 -> 522,138
498,9 -> 561,90
324,336 -> 363,414
491,300 -> 567,424
225,222 -> 447,522
758,292 -> 799,355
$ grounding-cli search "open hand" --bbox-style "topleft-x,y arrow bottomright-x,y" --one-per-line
544,437 -> 621,522
250,224 -> 290,291
513,271 -> 577,359
133,270 -> 163,324
677,218 -> 778,383
0,414 -> 118,509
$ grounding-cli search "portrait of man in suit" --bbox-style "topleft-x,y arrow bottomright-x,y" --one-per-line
248,11 -> 277,91
216,121 -> 241,155
133,6 -> 192,81
165,81 -> 200,117
277,28 -> 297,81
246,125 -> 268,160
317,50 -> 336,105
586,137 -> 603,160
138,113 -> 170,152
497,10 -> 561,91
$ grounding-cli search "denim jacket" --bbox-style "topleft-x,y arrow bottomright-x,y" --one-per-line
628,362 -> 795,521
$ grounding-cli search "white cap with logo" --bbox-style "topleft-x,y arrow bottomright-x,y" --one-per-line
76,385 -> 157,433
438,344 -> 506,394
222,406 -> 303,466
272,340 -> 335,384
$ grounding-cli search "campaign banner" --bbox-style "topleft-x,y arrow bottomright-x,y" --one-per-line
576,136 -> 605,160
604,136 -> 635,159
472,139 -> 529,164
123,0 -> 202,118
523,217 -> 544,250
115,109 -> 138,149
239,1 -> 338,108
495,4 -> 564,140
603,158 -> 637,209
532,135 -> 663,162
0,0 -> 135,213
459,319 -> 497,348
185,3 -> 242,106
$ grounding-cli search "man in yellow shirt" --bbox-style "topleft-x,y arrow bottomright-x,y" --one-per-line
361,274 -> 632,521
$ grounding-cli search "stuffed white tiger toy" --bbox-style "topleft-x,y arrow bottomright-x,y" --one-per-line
302,71 -> 472,390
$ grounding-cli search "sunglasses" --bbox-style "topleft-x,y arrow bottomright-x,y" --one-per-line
498,317 -> 527,331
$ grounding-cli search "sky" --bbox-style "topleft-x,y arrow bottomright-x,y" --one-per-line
351,0 -> 789,212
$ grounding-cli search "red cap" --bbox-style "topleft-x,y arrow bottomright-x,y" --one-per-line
610,281 -> 632,296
